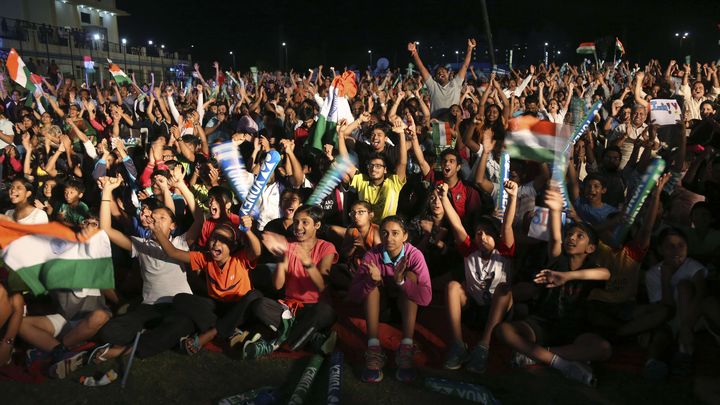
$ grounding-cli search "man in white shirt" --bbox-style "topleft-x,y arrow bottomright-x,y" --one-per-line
609,104 -> 655,169
0,106 -> 15,149
680,64 -> 719,121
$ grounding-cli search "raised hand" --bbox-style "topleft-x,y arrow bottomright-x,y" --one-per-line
544,185 -> 564,211
262,232 -> 289,257
504,180 -> 518,197
533,269 -> 568,288
407,42 -> 417,55
467,38 -> 477,49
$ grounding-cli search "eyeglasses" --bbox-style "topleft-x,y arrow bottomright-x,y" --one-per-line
367,163 -> 385,169
82,219 -> 99,228
349,210 -> 368,216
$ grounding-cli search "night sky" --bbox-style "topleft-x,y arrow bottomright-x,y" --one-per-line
116,0 -> 719,71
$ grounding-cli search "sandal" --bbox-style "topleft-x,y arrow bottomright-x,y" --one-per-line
88,343 -> 111,365
180,335 -> 201,355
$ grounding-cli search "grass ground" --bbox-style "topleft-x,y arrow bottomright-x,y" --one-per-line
0,348 -> 708,405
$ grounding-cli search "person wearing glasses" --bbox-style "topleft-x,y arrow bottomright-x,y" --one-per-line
337,116 -> 408,224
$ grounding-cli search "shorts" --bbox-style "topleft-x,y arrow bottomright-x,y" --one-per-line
524,315 -> 584,347
462,298 -> 512,330
45,314 -> 80,338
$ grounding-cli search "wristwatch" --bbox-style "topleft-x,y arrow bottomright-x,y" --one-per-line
3,337 -> 14,346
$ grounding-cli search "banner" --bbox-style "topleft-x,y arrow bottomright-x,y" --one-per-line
650,99 -> 682,126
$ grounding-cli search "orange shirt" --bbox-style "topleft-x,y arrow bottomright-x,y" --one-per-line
189,251 -> 256,302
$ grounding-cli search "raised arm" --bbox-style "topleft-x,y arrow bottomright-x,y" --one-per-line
501,180 -> 518,248
456,39 -> 476,81
100,175 -> 133,251
149,219 -> 191,264
545,185 -> 564,259
390,115 -> 409,183
438,183 -> 468,244
407,42 -> 431,82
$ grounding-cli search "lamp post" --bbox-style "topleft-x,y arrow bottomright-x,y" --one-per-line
148,40 -> 154,81
282,42 -> 287,71
121,38 -> 128,71
160,44 -> 165,81
455,50 -> 459,65
368,50 -> 372,68
544,42 -> 549,66
230,51 -> 235,71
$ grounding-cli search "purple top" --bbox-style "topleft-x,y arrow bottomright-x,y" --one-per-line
348,243 -> 432,306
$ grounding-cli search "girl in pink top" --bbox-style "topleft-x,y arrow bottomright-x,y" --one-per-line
348,215 -> 432,383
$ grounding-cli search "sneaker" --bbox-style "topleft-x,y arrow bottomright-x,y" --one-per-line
511,351 -> 537,368
274,309 -> 296,346
643,358 -> 669,381
559,360 -> 595,386
229,329 -> 251,349
242,334 -> 276,360
465,344 -> 489,374
395,343 -> 417,383
361,345 -> 386,383
48,350 -> 87,379
443,342 -> 469,370
308,330 -> 337,355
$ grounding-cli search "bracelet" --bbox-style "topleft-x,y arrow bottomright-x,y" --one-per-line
101,199 -> 111,202
396,278 -> 405,286
3,337 -> 14,345
302,262 -> 313,269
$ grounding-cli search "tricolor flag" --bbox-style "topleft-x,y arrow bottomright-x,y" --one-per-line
506,116 -> 568,162
615,37 -> 625,55
0,221 -> 114,295
431,121 -> 453,148
5,48 -> 39,93
309,71 -> 356,151
107,59 -> 132,85
576,42 -> 596,55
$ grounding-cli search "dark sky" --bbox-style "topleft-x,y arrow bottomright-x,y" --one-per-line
115,0 -> 719,71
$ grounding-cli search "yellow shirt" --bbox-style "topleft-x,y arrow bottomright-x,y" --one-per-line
351,173 -> 406,223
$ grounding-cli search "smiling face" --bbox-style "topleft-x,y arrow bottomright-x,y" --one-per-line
43,179 -> 56,198
9,180 -> 31,206
692,82 -> 705,99
584,179 -> 606,204
281,193 -> 301,220
367,158 -> 387,181
380,220 -> 408,256
486,105 -> 500,123
293,211 -> 320,242
631,107 -> 646,127
369,128 -> 387,151
435,67 -> 449,86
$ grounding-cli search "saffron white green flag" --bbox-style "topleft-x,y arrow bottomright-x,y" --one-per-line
0,221 -> 114,295
506,116 -> 568,162
5,48 -> 41,93
107,59 -> 132,85
309,72 -> 356,151
576,42 -> 596,55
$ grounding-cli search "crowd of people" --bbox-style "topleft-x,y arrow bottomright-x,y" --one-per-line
0,38 -> 719,392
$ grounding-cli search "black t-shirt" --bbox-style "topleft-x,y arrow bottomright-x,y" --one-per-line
354,141 -> 400,175
532,254 -> 604,321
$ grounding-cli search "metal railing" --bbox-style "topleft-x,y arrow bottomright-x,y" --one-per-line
0,16 -> 191,60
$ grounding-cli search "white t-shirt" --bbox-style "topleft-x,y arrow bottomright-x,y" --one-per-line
425,76 -> 464,117
0,118 -> 14,149
256,181 -> 281,231
645,258 -> 707,304
131,234 -> 193,305
5,208 -> 49,224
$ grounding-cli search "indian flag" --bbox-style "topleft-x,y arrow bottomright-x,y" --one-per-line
0,221 -> 114,296
506,116 -> 568,162
432,121 -> 453,148
309,72 -> 355,151
5,48 -> 38,93
615,37 -> 625,55
107,59 -> 132,85
576,42 -> 596,54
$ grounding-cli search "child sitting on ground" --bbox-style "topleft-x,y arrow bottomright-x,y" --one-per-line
441,179 -> 517,373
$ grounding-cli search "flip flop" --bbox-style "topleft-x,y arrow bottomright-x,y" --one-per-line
88,343 -> 111,365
